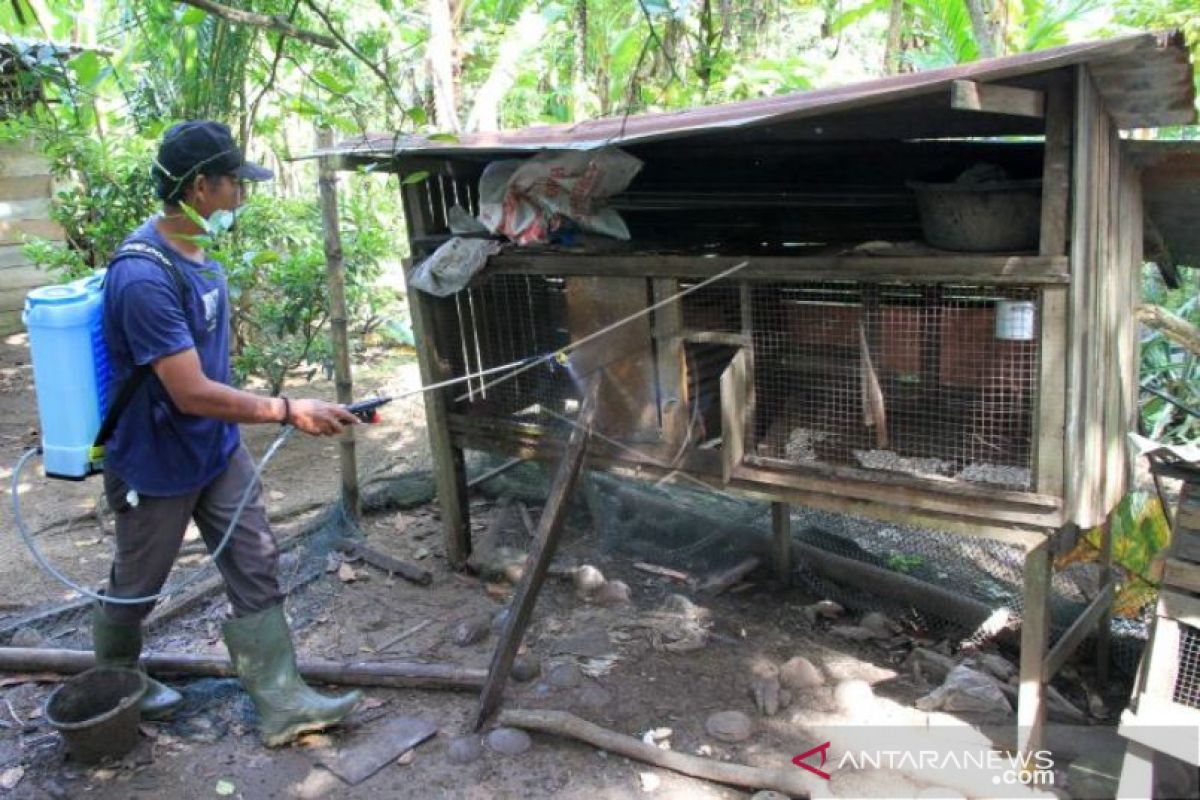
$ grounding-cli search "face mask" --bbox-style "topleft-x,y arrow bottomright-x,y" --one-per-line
205,206 -> 242,236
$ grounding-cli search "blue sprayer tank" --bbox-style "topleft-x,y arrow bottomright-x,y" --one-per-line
22,271 -> 111,479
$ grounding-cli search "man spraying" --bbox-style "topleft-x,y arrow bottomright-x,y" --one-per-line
94,120 -> 362,746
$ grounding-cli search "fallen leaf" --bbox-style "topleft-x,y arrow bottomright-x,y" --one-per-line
337,563 -> 357,583
139,724 -> 160,739
413,547 -> 430,560
93,769 -> 116,781
359,697 -> 386,712
269,491 -> 285,501
394,515 -> 408,534
215,778 -> 236,796
0,766 -> 23,790
397,749 -> 415,765
298,733 -> 333,750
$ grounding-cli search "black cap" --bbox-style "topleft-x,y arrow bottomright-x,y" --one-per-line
153,120 -> 273,194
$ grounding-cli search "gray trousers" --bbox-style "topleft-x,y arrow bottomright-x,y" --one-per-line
100,444 -> 283,625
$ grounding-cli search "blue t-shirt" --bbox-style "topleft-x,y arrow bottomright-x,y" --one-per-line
102,217 -> 240,496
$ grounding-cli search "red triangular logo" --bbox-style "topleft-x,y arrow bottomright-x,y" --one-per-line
792,741 -> 832,780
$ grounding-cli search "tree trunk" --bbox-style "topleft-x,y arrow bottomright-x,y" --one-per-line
427,0 -> 461,132
570,0 -> 588,122
965,0 -> 998,59
465,7 -> 550,132
883,0 -> 905,74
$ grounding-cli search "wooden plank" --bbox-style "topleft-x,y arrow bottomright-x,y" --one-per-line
565,276 -> 659,442
451,425 -> 1056,547
1065,66 -> 1100,529
0,146 -> 51,178
652,279 -> 689,449
1039,74 -> 1072,257
0,197 -> 50,221
1018,537 -> 1052,754
951,80 -> 1045,118
1115,741 -> 1156,800
487,253 -> 1070,284
473,374 -> 600,729
1042,576 -> 1116,677
401,180 -> 471,569
1160,588 -> 1200,628
0,217 -> 62,245
1163,557 -> 1200,592
0,174 -> 51,202
1035,286 -> 1067,496
720,349 -> 747,484
771,502 -> 792,580
0,263 -> 50,288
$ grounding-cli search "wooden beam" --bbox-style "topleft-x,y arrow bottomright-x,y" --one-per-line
1042,576 -> 1117,678
318,128 -> 360,520
473,374 -> 601,729
401,182 -> 471,569
951,80 -> 1046,118
486,253 -> 1070,284
1039,74 -> 1073,257
771,502 -> 792,580
0,647 -> 485,691
1018,538 -> 1052,755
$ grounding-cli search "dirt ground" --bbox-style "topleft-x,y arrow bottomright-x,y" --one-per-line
0,334 -> 1190,800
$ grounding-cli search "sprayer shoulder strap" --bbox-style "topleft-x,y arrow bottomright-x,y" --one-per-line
92,241 -> 191,449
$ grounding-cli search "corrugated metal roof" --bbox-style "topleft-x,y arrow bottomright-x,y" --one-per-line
314,30 -> 1195,161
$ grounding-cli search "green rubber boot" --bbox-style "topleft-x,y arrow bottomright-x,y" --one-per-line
223,605 -> 362,747
91,607 -> 183,721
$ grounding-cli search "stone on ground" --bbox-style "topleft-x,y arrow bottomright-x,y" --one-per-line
705,710 -> 754,743
779,655 -> 824,689
487,727 -> 532,755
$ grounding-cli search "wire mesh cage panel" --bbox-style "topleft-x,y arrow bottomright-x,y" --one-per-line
1174,623 -> 1200,710
442,274 -> 579,421
743,282 -> 1041,490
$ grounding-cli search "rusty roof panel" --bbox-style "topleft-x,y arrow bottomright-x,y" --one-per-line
313,31 -> 1195,162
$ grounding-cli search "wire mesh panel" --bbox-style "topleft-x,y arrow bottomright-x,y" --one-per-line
1174,623 -> 1200,710
443,274 -> 579,421
747,282 -> 1040,490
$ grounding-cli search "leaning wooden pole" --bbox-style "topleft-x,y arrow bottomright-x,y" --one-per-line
473,374 -> 602,729
317,127 -> 360,519
0,647 -> 486,691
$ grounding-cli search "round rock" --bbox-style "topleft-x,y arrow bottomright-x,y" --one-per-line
705,710 -> 753,743
487,727 -> 532,756
452,617 -> 490,646
447,735 -> 484,764
779,656 -> 824,689
593,580 -> 631,606
547,662 -> 582,689
751,792 -> 790,800
834,679 -> 875,713
577,683 -> 614,709
511,655 -> 541,683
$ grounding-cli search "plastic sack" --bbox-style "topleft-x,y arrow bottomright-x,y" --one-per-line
478,147 -> 642,245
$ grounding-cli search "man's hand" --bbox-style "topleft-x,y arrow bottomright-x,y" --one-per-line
287,399 -> 359,436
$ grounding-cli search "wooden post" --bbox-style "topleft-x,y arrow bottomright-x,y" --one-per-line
317,128 -> 359,520
473,374 -> 601,730
1018,536 -> 1052,755
771,502 -> 792,581
1096,514 -> 1114,683
399,176 -> 471,568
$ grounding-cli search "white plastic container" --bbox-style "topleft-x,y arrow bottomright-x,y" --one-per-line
23,272 -> 111,479
994,299 -> 1036,341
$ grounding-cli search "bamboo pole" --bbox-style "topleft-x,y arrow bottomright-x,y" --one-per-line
317,127 -> 360,520
0,648 -> 485,691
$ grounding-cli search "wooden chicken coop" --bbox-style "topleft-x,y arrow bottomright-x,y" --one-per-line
317,31 -> 1198,749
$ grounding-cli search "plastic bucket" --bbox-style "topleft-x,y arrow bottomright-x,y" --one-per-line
908,180 -> 1042,252
44,667 -> 146,763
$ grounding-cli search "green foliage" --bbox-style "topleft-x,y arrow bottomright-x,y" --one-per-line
212,189 -> 397,395
1140,266 -> 1200,443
